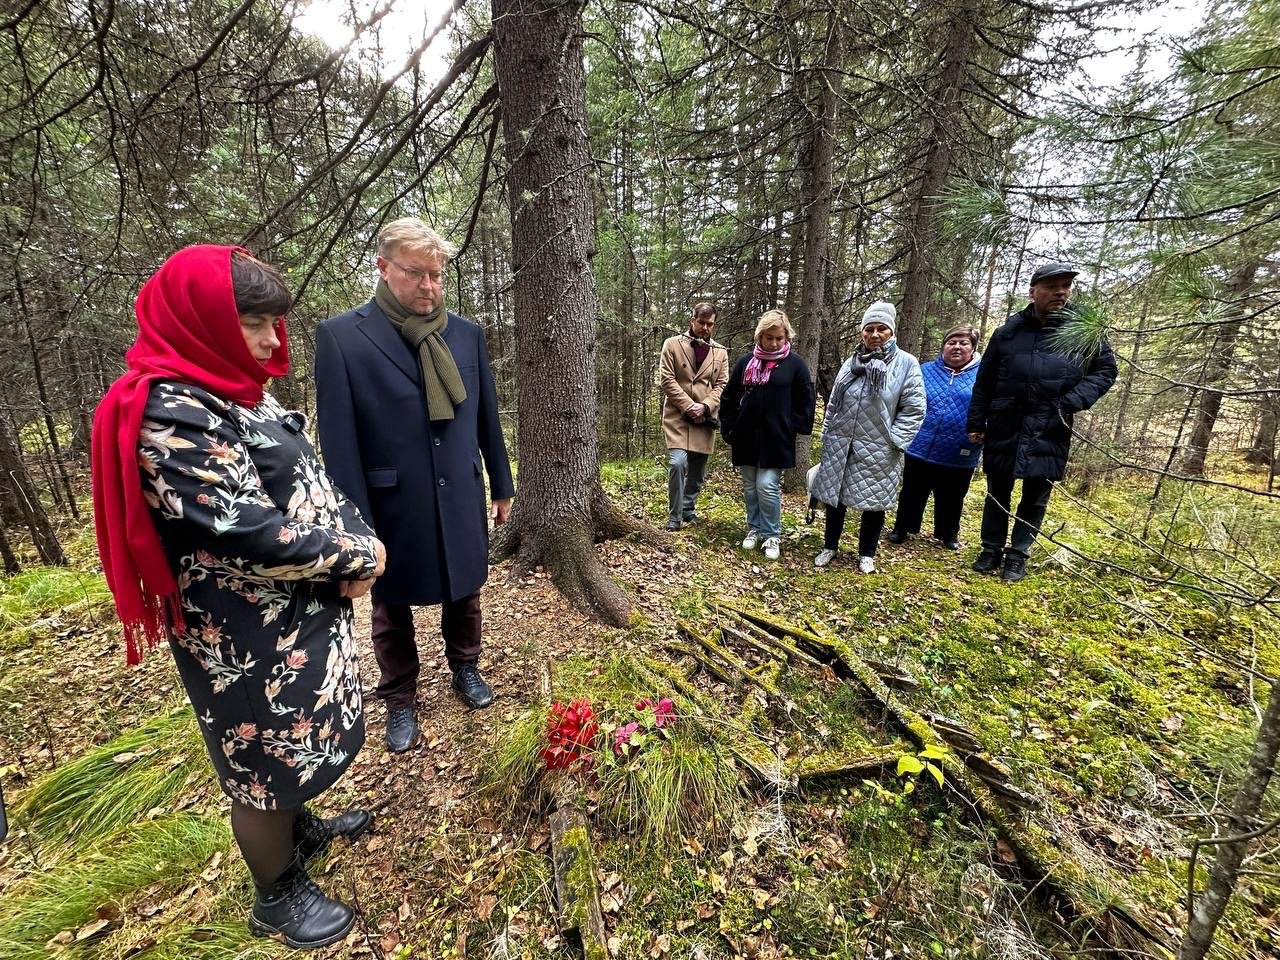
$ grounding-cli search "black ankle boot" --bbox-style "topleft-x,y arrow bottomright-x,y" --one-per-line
294,807 -> 373,862
249,856 -> 355,950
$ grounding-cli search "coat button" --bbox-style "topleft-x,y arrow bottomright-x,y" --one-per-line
438,478 -> 446,487
433,438 -> 441,446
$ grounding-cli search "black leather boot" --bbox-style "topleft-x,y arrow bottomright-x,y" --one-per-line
451,663 -> 494,709
972,547 -> 1003,573
1001,553 -> 1028,583
385,706 -> 419,753
249,856 -> 354,949
294,807 -> 373,862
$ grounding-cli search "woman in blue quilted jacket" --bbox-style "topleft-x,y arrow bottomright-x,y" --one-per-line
887,324 -> 982,550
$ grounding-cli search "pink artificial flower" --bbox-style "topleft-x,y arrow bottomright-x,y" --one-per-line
652,697 -> 676,728
613,721 -> 641,756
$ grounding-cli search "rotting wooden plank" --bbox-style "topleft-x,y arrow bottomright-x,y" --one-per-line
787,745 -> 903,787
715,601 -> 1173,960
726,611 -> 826,668
677,620 -> 778,694
549,780 -> 608,960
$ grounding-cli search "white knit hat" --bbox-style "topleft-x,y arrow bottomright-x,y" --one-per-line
861,301 -> 897,333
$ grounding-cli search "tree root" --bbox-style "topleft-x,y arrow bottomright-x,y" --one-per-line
490,484 -> 677,628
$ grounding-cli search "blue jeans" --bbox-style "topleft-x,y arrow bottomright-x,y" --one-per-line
667,449 -> 710,523
739,466 -> 783,538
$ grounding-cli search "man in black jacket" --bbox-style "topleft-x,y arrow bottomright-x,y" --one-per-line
965,262 -> 1117,582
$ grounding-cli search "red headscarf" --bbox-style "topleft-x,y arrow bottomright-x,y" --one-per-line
91,245 -> 290,663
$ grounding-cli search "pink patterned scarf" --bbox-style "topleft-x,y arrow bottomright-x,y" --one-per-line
743,340 -> 790,386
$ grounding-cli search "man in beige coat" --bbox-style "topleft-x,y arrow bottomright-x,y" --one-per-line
660,302 -> 730,530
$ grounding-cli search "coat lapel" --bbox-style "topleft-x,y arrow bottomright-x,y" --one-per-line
683,338 -> 716,380
356,301 -> 421,385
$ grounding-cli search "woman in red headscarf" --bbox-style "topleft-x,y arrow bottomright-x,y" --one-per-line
92,246 -> 386,950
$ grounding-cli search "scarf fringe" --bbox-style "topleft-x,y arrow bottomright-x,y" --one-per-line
744,341 -> 791,386
119,590 -> 182,665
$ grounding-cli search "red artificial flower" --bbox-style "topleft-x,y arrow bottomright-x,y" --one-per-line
539,699 -> 600,771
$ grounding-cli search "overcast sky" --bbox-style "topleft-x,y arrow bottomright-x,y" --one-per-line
295,0 -> 1212,87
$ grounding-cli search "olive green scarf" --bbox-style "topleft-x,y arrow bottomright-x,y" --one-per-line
376,279 -> 467,421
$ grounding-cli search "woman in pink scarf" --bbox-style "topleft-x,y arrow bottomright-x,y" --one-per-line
718,310 -> 816,560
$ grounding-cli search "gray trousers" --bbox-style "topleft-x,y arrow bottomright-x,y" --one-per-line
667,449 -> 710,522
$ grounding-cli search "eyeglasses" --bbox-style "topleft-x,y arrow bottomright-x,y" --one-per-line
386,258 -> 444,287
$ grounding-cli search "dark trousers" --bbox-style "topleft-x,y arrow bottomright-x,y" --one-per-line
893,455 -> 976,542
370,592 -> 483,710
825,505 -> 886,556
980,472 -> 1054,558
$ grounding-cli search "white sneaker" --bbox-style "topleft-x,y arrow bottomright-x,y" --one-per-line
857,555 -> 876,574
763,537 -> 781,560
741,531 -> 760,551
814,548 -> 837,568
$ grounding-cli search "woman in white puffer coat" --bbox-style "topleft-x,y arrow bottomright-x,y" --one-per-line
810,302 -> 926,573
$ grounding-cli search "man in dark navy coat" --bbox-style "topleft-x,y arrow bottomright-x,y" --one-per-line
966,262 -> 1117,583
315,218 -> 514,752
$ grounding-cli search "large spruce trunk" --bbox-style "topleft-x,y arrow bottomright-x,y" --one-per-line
787,21 -> 842,493
896,0 -> 979,353
489,0 -> 652,626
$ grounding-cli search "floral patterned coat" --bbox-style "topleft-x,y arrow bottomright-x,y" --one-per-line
139,381 -> 380,809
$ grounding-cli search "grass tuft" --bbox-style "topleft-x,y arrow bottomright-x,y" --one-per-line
17,707 -> 210,853
0,566 -> 111,643
0,814 -> 230,959
598,727 -> 741,845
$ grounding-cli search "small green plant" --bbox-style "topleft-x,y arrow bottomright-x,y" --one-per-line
895,744 -> 949,793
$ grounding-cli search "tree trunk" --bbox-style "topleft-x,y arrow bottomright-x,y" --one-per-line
1179,679 -> 1280,960
1181,260 -> 1259,477
1111,289 -> 1151,447
0,413 -> 65,566
1244,389 -> 1278,467
787,21 -> 842,494
489,0 -> 652,627
0,517 -> 19,574
15,277 -> 80,519
896,0 -> 979,353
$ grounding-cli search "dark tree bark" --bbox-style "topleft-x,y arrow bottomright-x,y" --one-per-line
1179,679 -> 1280,960
488,0 -> 653,626
787,21 -> 842,493
0,413 -> 65,566
0,516 -> 19,574
1181,260 -> 1259,477
1244,391 -> 1278,467
898,0 -> 979,353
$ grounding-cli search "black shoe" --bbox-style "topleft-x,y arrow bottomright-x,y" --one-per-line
682,512 -> 702,525
451,663 -> 494,709
972,547 -> 1003,573
294,807 -> 373,862
385,706 -> 419,753
942,538 -> 960,551
1001,553 -> 1028,582
249,856 -> 354,950
665,519 -> 682,531
887,529 -> 909,544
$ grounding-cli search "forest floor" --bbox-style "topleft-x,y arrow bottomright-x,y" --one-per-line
1,455 -> 1277,960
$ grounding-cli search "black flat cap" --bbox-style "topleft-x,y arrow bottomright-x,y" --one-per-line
1030,261 -> 1079,285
